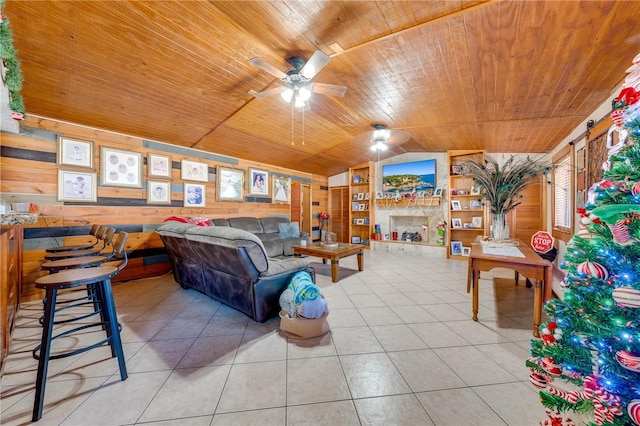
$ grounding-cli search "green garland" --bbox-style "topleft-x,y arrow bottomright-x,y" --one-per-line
0,0 -> 26,117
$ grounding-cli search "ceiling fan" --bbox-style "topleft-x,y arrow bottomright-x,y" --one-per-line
249,50 -> 347,107
352,124 -> 411,152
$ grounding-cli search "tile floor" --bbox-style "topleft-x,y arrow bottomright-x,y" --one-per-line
1,250 -> 551,425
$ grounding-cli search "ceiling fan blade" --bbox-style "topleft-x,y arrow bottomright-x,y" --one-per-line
310,82 -> 347,97
299,50 -> 331,80
249,86 -> 286,98
248,57 -> 287,79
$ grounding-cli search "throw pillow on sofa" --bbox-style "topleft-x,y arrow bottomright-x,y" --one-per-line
278,222 -> 300,239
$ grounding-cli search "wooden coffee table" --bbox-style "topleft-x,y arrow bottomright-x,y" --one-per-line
293,242 -> 365,282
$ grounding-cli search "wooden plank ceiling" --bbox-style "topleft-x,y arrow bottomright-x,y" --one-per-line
6,1 -> 640,176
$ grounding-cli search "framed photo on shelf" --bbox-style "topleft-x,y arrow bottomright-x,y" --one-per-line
100,146 -> 143,188
351,236 -> 361,244
462,247 -> 471,256
451,165 -> 463,175
472,216 -> 483,228
451,241 -> 463,256
272,175 -> 291,204
434,187 -> 443,197
470,185 -> 481,196
57,170 -> 97,202
352,175 -> 361,183
451,218 -> 463,228
357,192 -> 364,200
147,153 -> 171,179
57,136 -> 94,169
470,200 -> 483,209
248,168 -> 269,197
217,166 -> 245,202
463,223 -> 472,229
356,218 -> 365,225
451,200 -> 462,210
181,159 -> 208,182
383,234 -> 390,240
364,192 -> 370,200
358,203 -> 365,211
353,193 -> 359,200
184,182 -> 205,207
147,180 -> 171,205
352,202 -> 359,211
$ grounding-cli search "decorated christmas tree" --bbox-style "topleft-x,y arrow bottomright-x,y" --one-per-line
527,53 -> 640,426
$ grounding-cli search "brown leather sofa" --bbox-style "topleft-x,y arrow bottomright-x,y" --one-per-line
156,221 -> 314,322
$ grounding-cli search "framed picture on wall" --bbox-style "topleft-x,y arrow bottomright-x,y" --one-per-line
100,146 -> 143,188
148,153 -> 171,179
147,180 -> 171,205
216,166 -> 244,202
184,182 -> 206,207
181,159 -> 208,182
57,170 -> 97,202
272,176 -> 291,204
57,136 -> 94,169
248,168 -> 269,197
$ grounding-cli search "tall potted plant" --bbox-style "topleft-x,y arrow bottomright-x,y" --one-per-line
462,155 -> 550,242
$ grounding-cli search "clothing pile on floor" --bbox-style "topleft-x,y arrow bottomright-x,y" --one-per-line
279,271 -> 328,319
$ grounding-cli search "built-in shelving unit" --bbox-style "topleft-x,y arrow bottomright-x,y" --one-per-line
448,150 -> 487,259
349,161 -> 374,247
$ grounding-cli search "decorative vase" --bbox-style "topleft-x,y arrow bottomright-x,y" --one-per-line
491,213 -> 509,242
319,220 -> 328,243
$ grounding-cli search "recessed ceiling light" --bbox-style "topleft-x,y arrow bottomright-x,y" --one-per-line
328,42 -> 344,53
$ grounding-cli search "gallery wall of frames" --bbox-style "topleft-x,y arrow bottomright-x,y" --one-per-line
2,115 -> 328,301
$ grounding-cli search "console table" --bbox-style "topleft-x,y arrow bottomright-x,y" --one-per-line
466,241 -> 552,337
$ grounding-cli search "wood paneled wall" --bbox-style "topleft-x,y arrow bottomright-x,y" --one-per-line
1,115 -> 329,301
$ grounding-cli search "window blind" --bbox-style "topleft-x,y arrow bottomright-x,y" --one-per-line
553,154 -> 571,229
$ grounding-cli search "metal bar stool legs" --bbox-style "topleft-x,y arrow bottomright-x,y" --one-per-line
32,271 -> 128,422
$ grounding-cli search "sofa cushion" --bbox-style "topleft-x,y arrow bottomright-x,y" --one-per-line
211,218 -> 230,226
263,256 -> 311,277
278,222 -> 300,239
228,217 -> 263,234
262,239 -> 284,258
260,216 -> 289,234
185,226 -> 269,272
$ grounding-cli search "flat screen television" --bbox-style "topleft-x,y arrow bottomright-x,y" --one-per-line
382,159 -> 436,198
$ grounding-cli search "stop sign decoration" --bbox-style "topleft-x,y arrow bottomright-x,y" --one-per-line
531,231 -> 554,253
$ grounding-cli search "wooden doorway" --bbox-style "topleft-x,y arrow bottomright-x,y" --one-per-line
330,186 -> 350,243
291,182 -> 312,235
505,175 -> 547,245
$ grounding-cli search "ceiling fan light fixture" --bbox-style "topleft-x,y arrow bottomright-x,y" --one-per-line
281,88 -> 293,102
294,95 -> 306,108
298,87 -> 311,101
370,140 -> 387,151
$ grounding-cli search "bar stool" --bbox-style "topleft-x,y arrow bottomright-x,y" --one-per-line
32,232 -> 129,421
38,232 -> 129,326
45,224 -> 102,252
40,230 -> 126,273
43,227 -> 115,261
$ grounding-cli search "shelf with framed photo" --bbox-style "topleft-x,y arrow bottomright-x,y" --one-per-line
349,161 -> 374,248
447,150 -> 487,259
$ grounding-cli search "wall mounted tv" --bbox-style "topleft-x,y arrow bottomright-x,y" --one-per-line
382,159 -> 436,198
